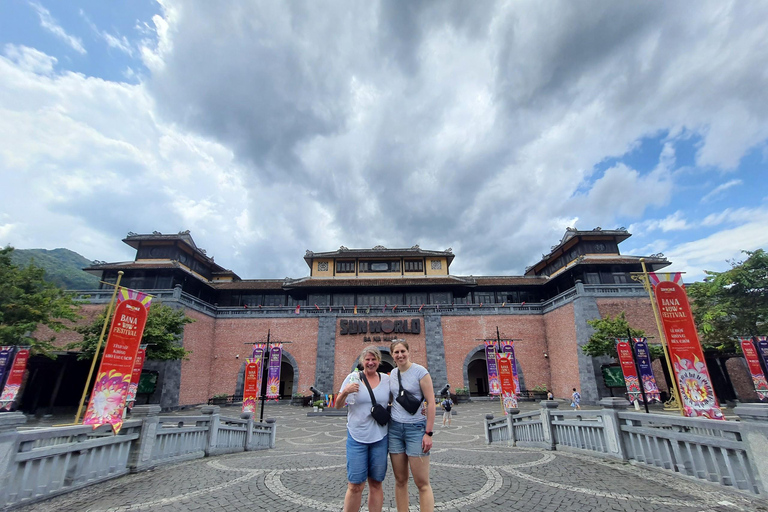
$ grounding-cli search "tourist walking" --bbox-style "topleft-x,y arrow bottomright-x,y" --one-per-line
336,346 -> 391,512
389,340 -> 436,512
571,388 -> 582,410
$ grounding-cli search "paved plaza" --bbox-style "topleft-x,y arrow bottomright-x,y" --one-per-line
15,401 -> 768,512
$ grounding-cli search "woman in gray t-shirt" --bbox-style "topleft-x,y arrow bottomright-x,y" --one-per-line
388,340 -> 435,512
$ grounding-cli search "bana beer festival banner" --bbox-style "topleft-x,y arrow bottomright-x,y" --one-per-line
0,347 -> 30,411
500,341 -> 521,396
739,337 -> 768,401
126,346 -> 147,406
616,339 -> 641,403
496,353 -> 518,411
484,341 -> 501,395
633,338 -> 661,402
243,358 -> 261,413
83,298 -> 149,433
650,272 -> 724,419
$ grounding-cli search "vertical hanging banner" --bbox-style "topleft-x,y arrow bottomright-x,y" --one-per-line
650,272 -> 724,420
739,337 -> 768,401
633,338 -> 661,402
266,343 -> 283,400
252,343 -> 266,398
242,358 -> 260,413
500,342 -> 521,396
83,298 -> 149,433
756,337 -> 768,381
616,339 -> 642,403
496,352 -> 518,410
0,347 -> 30,411
125,345 -> 147,407
484,341 -> 501,395
0,346 -> 14,390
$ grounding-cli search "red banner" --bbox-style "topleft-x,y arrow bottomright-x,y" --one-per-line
497,353 -> 518,411
0,348 -> 30,411
126,347 -> 147,406
739,337 -> 768,401
616,340 -> 641,403
651,274 -> 724,419
83,299 -> 149,433
242,359 -> 260,413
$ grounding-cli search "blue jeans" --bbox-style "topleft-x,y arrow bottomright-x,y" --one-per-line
388,420 -> 429,457
346,433 -> 388,484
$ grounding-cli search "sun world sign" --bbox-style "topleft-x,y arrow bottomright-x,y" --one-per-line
340,319 -> 420,335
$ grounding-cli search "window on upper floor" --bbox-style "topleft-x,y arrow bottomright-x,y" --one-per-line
359,261 -> 400,273
336,260 -> 355,273
404,260 -> 424,272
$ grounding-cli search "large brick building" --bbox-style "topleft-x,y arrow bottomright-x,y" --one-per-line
50,227 -> 669,410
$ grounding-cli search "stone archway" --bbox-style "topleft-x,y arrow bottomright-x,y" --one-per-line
350,346 -> 395,374
237,348 -> 300,398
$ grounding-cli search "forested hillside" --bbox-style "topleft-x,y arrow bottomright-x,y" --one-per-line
10,248 -> 101,290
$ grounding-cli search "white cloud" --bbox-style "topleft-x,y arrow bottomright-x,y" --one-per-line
3,44 -> 57,75
629,211 -> 692,236
700,179 -> 742,203
29,1 -> 86,55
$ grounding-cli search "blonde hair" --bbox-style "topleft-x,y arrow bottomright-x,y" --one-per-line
390,339 -> 409,353
359,346 -> 382,366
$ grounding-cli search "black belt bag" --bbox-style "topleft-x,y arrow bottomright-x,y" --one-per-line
396,370 -> 423,414
361,372 -> 390,426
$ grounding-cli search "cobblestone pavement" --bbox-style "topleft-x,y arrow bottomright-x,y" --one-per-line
16,401 -> 768,512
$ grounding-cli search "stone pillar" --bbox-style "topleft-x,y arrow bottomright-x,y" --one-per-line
127,405 -> 161,473
266,418 -> 277,449
598,397 -> 630,461
734,403 -> 768,495
201,405 -> 220,456
173,284 -> 182,299
315,316 -> 337,395
241,412 -> 254,450
539,400 -> 559,450
424,315 -> 448,389
483,414 -> 494,444
506,408 -> 520,446
0,413 -> 26,505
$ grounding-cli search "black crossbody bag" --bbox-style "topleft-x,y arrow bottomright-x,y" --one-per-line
360,372 -> 390,426
396,370 -> 423,415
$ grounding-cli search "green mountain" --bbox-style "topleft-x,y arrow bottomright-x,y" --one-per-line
10,248 -> 101,290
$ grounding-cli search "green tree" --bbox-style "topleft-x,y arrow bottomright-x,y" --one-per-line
581,312 -> 648,359
70,302 -> 194,361
687,249 -> 768,353
0,246 -> 81,356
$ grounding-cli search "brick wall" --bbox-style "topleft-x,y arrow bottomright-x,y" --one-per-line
543,303 -> 580,399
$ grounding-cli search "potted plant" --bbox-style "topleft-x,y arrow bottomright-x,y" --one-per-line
291,393 -> 305,406
454,388 -> 470,403
211,393 -> 229,405
313,399 -> 325,412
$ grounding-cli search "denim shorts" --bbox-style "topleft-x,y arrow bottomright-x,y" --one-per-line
346,433 -> 388,484
388,420 -> 429,457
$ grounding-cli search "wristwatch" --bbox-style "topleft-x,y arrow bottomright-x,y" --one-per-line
425,431 -> 433,437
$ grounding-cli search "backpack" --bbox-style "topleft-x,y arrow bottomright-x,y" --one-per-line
443,400 -> 452,411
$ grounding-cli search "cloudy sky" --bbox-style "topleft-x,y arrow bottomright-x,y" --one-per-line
1,1 -> 767,281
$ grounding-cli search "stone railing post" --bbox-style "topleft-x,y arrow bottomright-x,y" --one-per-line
539,400 -> 559,450
201,405 -> 221,456
506,408 -> 519,446
734,403 -> 768,495
173,284 -> 182,299
484,414 -> 494,444
127,405 -> 161,473
0,412 -> 26,506
598,397 -> 630,460
241,413 -> 254,450
266,418 -> 276,449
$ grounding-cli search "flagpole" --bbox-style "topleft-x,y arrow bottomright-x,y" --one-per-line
74,271 -> 123,424
637,259 -> 684,415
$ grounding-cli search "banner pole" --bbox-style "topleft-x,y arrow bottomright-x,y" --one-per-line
638,259 -> 684,415
74,271 -> 123,424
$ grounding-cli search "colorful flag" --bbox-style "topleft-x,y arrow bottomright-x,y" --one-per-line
242,358 -> 261,413
126,346 -> 147,406
650,272 -> 724,420
0,347 -> 30,411
83,298 -> 149,432
266,344 -> 283,400
739,337 -> 768,401
419,304 -> 424,312
366,306 -> 371,314
633,338 -> 661,402
382,304 -> 387,312
501,302 -> 506,307
353,305 -> 358,314
484,341 -> 501,395
616,339 -> 641,403
117,287 -> 153,311
393,305 -> 398,312
497,352 -> 518,411
295,304 -> 301,314
0,346 -> 14,391
500,342 -> 520,396
315,304 -> 320,310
